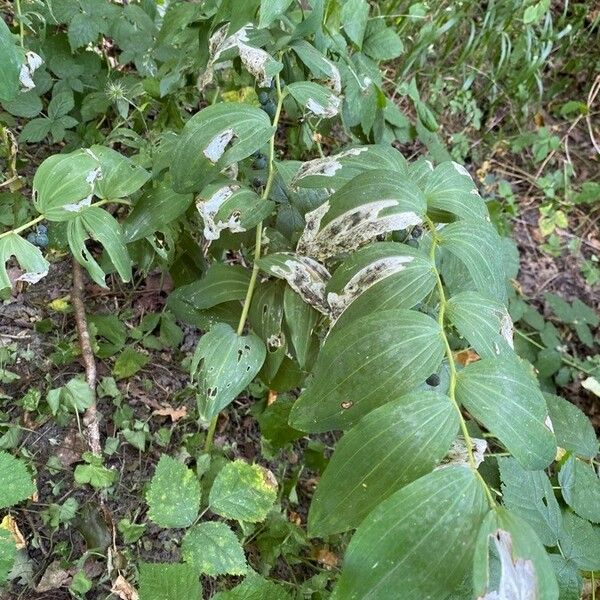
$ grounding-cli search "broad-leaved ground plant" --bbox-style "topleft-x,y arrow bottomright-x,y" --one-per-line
0,1 -> 598,598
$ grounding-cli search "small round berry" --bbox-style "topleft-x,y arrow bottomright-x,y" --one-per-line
406,238 -> 419,248
426,373 -> 440,387
258,91 -> 270,105
253,156 -> 267,169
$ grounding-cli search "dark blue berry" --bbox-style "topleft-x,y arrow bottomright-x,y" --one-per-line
253,156 -> 267,169
258,91 -> 270,105
37,224 -> 48,234
36,233 -> 49,247
426,373 -> 440,386
406,238 -> 419,248
26,232 -> 37,244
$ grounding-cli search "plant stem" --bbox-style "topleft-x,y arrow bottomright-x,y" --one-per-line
426,218 -> 496,508
15,0 -> 24,47
203,73 -> 286,453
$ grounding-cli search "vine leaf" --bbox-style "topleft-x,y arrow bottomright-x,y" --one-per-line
0,452 -> 36,510
138,562 -> 201,600
308,391 -> 459,536
171,103 -> 274,193
473,508 -> 558,600
146,455 -> 200,528
332,467 -> 488,600
289,309 -> 445,432
0,233 -> 49,289
190,323 -> 266,420
558,455 -> 600,523
182,521 -> 247,576
455,356 -> 556,470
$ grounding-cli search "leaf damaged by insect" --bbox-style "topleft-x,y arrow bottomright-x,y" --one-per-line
291,147 -> 369,186
436,436 -> 487,470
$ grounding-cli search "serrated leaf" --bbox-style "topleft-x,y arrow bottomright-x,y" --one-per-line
548,555 -> 582,600
333,467 -> 488,600
191,323 -> 266,419
258,0 -> 294,28
123,183 -> 193,242
455,356 -> 556,470
289,309 -> 445,432
0,233 -> 49,289
19,117 -> 52,142
559,510 -> 600,571
182,521 -> 247,576
171,103 -> 273,193
0,452 -> 35,509
558,456 -> 600,523
544,393 -> 598,458
146,455 -> 200,528
138,562 -> 201,600
473,508 -> 558,600
327,242 -> 437,325
439,219 -> 507,303
68,12 -> 102,49
48,92 -> 73,120
446,291 -> 514,358
90,145 -> 150,200
113,347 -> 149,380
0,19 -> 21,103
213,572 -> 292,600
363,21 -> 404,60
283,284 -> 317,368
309,390 -> 459,536
74,452 -> 116,489
0,529 -> 16,585
297,170 -> 426,262
209,460 -> 277,522
2,90 -> 43,118
292,145 -> 409,189
498,457 -> 562,546
340,0 -> 369,47
287,81 -> 341,118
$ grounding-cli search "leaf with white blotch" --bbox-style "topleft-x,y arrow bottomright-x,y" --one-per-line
0,233 -> 49,289
0,452 -> 35,510
456,356 -> 556,470
191,323 -> 266,420
146,455 -> 200,528
182,521 -> 247,576
559,510 -> 600,571
67,207 -> 131,287
138,562 -> 201,600
326,242 -> 436,325
33,149 -> 100,221
213,572 -> 292,600
257,253 -> 330,314
308,390 -> 459,536
292,145 -> 409,189
436,436 -> 487,469
332,467 -> 488,600
289,309 -> 445,432
446,292 -> 514,359
297,170 -> 426,262
423,161 -> 487,221
196,181 -> 273,241
209,460 -> 277,522
89,145 -> 150,200
291,40 -> 341,93
473,509 -> 558,600
171,103 -> 273,193
123,183 -> 193,242
439,219 -> 507,304
287,81 -> 341,118
283,284 -> 318,369
544,393 -> 598,459
558,455 -> 600,523
498,457 -> 562,546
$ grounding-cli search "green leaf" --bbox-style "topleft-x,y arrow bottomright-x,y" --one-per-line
439,219 -> 507,303
292,145 -> 409,189
0,529 -> 16,585
291,40 -> 341,90
290,309 -> 445,432
213,572 -> 292,600
473,508 -> 558,600
197,182 -> 273,241
67,207 -> 132,286
74,452 -> 116,489
191,323 -> 266,420
258,0 -> 294,27
138,562 -> 202,600
0,233 -> 49,289
287,81 -> 341,118
0,452 -> 35,509
19,117 -> 52,142
68,12 -> 102,49
48,92 -> 74,120
60,377 -> 94,412
90,145 -> 150,200
446,291 -> 514,359
340,0 -> 369,47
32,149 -> 99,221
209,460 -> 277,522
327,242 -> 437,326
182,521 -> 247,576
2,90 -> 43,118
498,457 -> 562,546
363,21 -> 404,60
112,347 -> 149,380
544,393 -> 598,458
548,555 -> 582,600
559,510 -> 600,571
123,183 -> 193,242
0,19 -> 21,103
455,357 -> 556,470
297,170 -> 426,261
333,467 -> 488,600
283,284 -> 317,368
146,455 -> 200,528
309,390 -> 459,536
171,103 -> 273,193
558,455 -> 600,523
